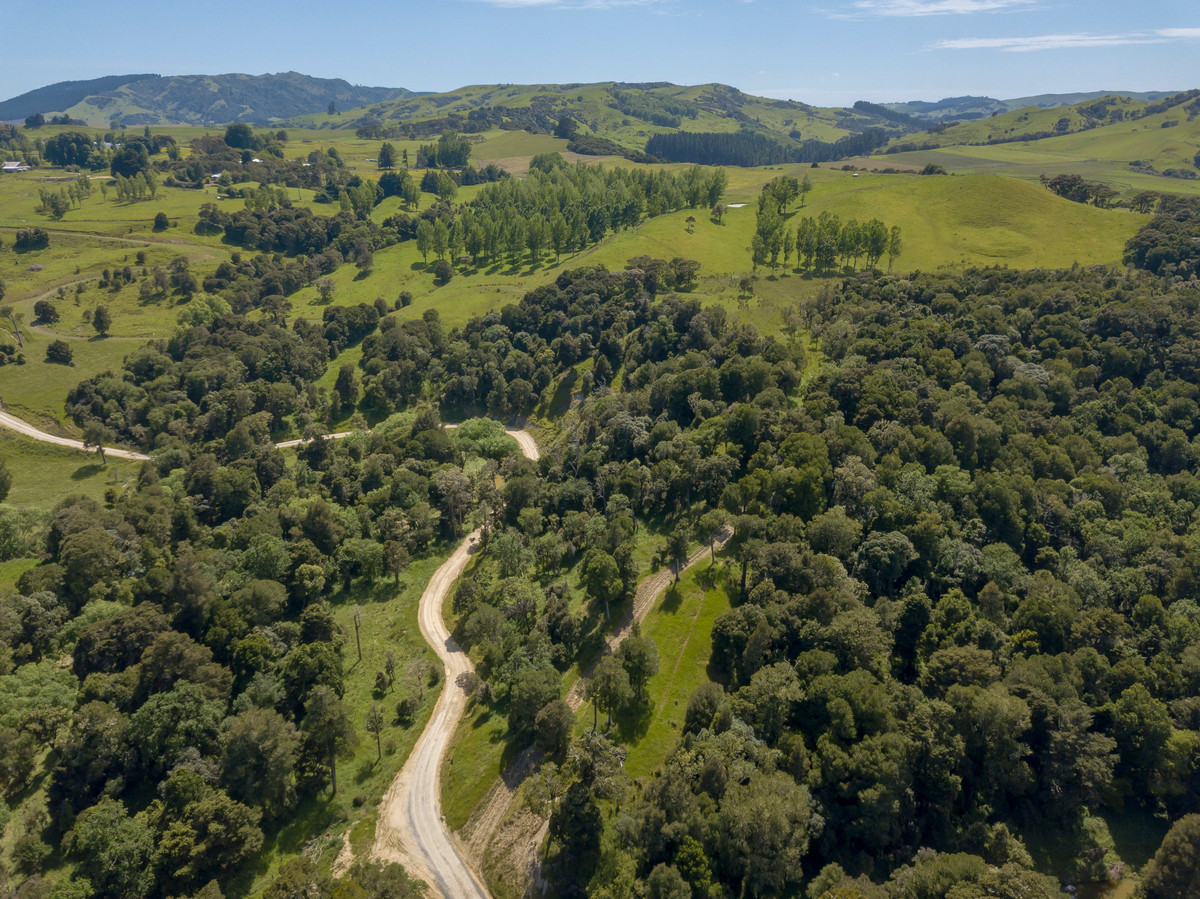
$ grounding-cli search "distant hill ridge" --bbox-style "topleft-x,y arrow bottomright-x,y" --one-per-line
0,74 -> 157,122
284,80 -> 913,164
884,89 -> 1176,122
1,74 -> 1185,164
0,72 -> 417,127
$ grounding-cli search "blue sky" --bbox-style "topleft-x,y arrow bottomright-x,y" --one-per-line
3,0 -> 1198,106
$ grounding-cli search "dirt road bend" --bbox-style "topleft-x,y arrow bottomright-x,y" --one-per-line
0,404 -> 541,895
370,428 -> 538,898
0,414 -> 537,466
0,410 -> 151,461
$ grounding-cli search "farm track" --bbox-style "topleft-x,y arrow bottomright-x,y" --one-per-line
369,428 -> 539,898
0,410 -> 151,461
459,527 -> 733,871
0,412 -> 358,461
0,407 -> 544,897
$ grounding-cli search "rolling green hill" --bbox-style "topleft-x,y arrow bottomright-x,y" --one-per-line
288,81 -> 907,155
884,90 -> 1200,161
1,72 -> 417,127
878,89 -> 1200,193
883,89 -> 1176,122
0,74 -> 157,122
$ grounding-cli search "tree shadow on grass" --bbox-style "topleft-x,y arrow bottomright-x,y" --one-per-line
355,757 -> 377,784
232,792 -> 341,891
614,698 -> 653,743
696,563 -> 722,592
659,582 -> 684,615
137,291 -> 168,308
260,792 -> 339,859
1106,805 -> 1170,870
71,462 -> 106,480
328,576 -> 413,608
705,644 -> 732,686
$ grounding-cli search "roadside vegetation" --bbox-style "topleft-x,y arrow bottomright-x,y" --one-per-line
1,83 -> 1199,899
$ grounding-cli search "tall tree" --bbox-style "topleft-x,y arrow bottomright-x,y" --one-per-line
377,142 -> 396,169
220,707 -> 299,819
887,225 -> 903,271
615,629 -> 659,702
588,655 -> 631,729
92,305 -> 112,337
365,704 -> 384,761
301,686 -> 357,796
1140,814 -> 1200,899
82,421 -> 111,465
0,304 -> 23,348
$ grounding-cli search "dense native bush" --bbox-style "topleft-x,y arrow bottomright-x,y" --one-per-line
28,256 -> 1200,896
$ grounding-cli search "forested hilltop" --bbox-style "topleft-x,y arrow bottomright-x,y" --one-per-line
2,73 -> 414,128
3,205 -> 1200,898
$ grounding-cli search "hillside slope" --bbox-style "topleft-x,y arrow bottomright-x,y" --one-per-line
289,80 -> 908,153
886,90 -> 1199,160
0,74 -> 157,121
884,89 -> 1175,121
2,72 -> 416,127
879,90 -> 1200,191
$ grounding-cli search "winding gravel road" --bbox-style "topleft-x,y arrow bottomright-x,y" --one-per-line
4,408 -> 728,895
370,428 -> 538,898
0,407 -> 544,897
0,411 -> 357,461
0,410 -> 151,461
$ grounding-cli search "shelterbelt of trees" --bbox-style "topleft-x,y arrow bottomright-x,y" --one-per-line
6,229 -> 1200,897
186,140 -> 726,285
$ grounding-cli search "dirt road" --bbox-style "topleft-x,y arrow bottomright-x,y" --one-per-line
0,410 -> 151,461
0,410 -> 352,460
272,431 -> 353,449
370,427 -> 539,898
0,411 -> 536,467
371,529 -> 490,897
460,525 -> 733,863
0,401 -> 541,896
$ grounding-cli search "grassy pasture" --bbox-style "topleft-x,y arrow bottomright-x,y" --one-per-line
309,164 -> 1143,352
0,557 -> 39,594
882,94 -> 1200,194
0,319 -> 162,428
437,508 -> 690,830
0,119 -> 1158,486
622,561 -> 734,781
246,547 -> 450,887
0,429 -> 139,508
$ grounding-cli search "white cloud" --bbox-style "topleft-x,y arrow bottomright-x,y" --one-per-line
827,0 -> 1036,19
935,27 -> 1200,52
